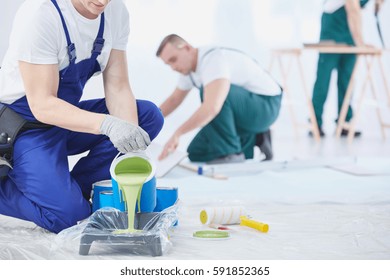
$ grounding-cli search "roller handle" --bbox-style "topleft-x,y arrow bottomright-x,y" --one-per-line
239,216 -> 269,233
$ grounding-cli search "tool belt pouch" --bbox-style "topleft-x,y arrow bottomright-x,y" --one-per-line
0,104 -> 27,178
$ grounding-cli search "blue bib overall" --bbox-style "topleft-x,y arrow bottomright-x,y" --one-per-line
0,0 -> 163,233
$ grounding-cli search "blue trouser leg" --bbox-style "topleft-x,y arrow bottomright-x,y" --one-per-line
312,53 -> 340,128
0,127 -> 91,233
69,99 -> 164,200
0,98 -> 163,233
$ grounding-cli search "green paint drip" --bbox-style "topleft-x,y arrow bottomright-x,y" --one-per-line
113,156 -> 152,234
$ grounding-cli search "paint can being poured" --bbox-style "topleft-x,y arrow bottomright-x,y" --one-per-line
110,153 -> 156,233
110,153 -> 156,213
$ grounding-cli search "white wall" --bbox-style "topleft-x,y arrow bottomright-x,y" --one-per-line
1,0 -> 389,147
123,0 -> 390,145
0,0 -> 24,61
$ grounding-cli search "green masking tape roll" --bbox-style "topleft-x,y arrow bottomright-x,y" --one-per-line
193,230 -> 230,239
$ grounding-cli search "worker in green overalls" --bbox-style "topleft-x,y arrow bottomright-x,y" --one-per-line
156,34 -> 282,163
311,0 -> 384,137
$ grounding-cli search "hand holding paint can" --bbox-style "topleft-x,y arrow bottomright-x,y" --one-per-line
110,152 -> 155,233
110,153 -> 157,213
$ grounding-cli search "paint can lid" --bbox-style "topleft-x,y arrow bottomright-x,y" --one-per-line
156,186 -> 178,191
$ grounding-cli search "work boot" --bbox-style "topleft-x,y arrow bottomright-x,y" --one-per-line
340,129 -> 362,138
307,117 -> 325,138
206,153 -> 245,165
255,130 -> 273,161
308,127 -> 325,138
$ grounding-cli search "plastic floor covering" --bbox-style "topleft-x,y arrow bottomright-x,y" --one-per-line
0,156 -> 389,260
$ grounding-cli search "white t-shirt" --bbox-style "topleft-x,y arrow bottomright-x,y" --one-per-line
177,47 -> 281,96
323,0 -> 346,13
0,0 -> 129,104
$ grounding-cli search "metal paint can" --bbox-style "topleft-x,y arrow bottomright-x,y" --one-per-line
91,180 -> 112,212
109,153 -> 157,212
154,186 -> 178,212
99,191 -> 115,208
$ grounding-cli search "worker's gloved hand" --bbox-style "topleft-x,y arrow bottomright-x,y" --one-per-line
100,115 -> 151,153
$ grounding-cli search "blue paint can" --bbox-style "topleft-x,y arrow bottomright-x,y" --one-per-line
99,191 -> 115,208
154,186 -> 179,225
154,186 -> 178,212
110,153 -> 157,213
91,180 -> 112,212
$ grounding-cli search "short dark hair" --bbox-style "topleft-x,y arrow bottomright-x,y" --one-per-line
156,34 -> 188,57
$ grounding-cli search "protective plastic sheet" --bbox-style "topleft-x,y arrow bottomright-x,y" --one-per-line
53,205 -> 179,257
0,157 -> 389,260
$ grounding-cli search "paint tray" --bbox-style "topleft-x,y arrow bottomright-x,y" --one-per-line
78,207 -> 178,257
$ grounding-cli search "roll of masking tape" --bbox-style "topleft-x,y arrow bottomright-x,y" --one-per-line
200,206 -> 246,225
193,230 -> 230,239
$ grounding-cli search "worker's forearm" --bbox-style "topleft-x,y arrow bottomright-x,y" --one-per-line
348,16 -> 364,46
160,96 -> 181,117
105,88 -> 138,125
102,49 -> 139,125
345,0 -> 364,46
29,95 -> 105,134
175,105 -> 216,136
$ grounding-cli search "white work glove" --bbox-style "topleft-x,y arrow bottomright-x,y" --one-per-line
100,115 -> 151,153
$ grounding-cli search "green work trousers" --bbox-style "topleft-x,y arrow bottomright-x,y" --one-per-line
312,53 -> 356,127
187,84 -> 282,162
311,1 -> 368,128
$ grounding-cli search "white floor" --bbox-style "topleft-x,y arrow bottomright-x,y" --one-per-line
1,117 -> 389,260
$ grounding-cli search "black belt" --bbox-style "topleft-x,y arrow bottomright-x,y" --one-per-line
0,104 -> 52,178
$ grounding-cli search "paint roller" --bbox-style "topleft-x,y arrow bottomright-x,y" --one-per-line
199,206 -> 269,233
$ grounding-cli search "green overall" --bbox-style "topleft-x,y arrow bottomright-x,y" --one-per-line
187,84 -> 282,162
312,0 -> 370,128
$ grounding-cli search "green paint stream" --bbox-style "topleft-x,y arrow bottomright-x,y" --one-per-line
113,156 -> 152,234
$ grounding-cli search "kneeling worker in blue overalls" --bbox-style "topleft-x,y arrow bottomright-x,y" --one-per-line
156,34 -> 282,164
0,0 -> 163,233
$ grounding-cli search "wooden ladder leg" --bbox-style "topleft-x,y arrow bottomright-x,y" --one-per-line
296,54 -> 320,142
347,55 -> 373,143
377,55 -> 390,107
336,56 -> 361,139
278,54 -> 299,139
376,55 -> 390,140
369,56 -> 387,140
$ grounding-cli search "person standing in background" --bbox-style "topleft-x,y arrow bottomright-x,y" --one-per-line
311,0 -> 384,137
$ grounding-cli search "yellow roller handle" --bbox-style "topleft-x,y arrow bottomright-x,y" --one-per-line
239,216 -> 269,233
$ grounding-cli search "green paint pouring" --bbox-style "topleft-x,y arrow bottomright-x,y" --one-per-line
113,156 -> 152,234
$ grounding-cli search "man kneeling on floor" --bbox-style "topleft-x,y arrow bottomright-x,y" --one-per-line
156,34 -> 282,164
